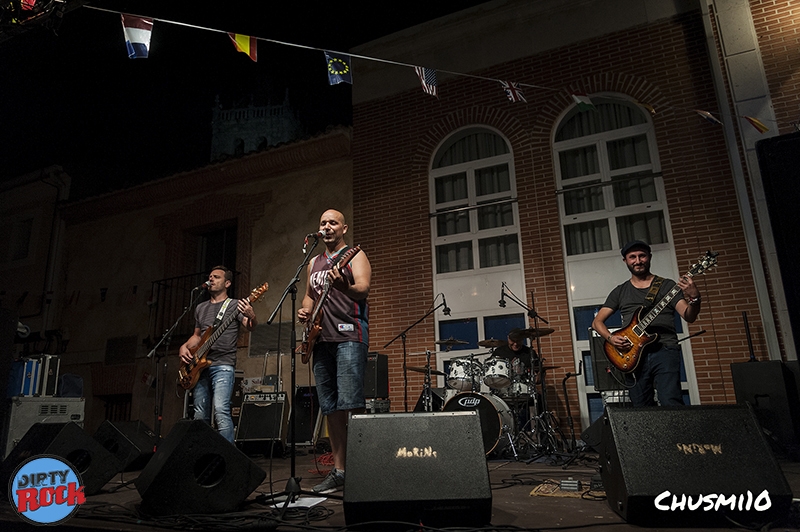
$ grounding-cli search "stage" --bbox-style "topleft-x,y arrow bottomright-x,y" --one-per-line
2,443 -> 799,532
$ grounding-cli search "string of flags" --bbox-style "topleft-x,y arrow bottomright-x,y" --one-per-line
107,9 -> 776,135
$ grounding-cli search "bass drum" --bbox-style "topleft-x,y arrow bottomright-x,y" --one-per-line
443,392 -> 513,455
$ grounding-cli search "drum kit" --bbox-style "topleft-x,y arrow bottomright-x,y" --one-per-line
407,327 -> 562,458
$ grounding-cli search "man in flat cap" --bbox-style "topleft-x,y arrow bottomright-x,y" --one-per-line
591,241 -> 702,406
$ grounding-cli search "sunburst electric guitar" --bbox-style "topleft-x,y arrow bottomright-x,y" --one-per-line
604,251 -> 718,373
177,282 -> 269,390
296,245 -> 362,364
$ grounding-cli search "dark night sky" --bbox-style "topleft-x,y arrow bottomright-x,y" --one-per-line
0,1 -> 489,199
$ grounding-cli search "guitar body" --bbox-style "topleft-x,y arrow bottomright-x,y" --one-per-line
603,307 -> 657,373
177,327 -> 215,389
296,245 -> 362,364
177,282 -> 269,390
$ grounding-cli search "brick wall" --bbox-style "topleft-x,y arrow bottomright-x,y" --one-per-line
353,8 -> 785,426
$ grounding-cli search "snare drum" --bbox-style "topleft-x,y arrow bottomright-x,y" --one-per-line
501,380 -> 531,399
443,392 -> 514,455
447,359 -> 483,391
483,358 -> 512,389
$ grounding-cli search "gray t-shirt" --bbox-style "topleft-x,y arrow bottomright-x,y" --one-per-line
602,277 -> 683,349
194,298 -> 243,366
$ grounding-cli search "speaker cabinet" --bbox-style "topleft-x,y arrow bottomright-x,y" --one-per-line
235,394 -> 288,443
93,420 -> 157,472
344,411 -> 491,528
0,422 -> 120,497
731,360 -> 800,456
364,352 -> 389,398
599,405 -> 792,526
135,420 -> 265,516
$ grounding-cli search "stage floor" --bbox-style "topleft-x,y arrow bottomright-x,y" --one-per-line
2,442 -> 800,532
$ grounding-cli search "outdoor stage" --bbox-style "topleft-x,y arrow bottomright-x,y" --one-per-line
2,443 -> 799,532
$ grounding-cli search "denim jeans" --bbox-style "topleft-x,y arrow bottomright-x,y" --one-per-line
625,346 -> 684,407
193,364 -> 235,442
313,341 -> 368,416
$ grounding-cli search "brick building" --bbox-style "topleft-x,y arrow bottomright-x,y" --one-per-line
349,0 -> 799,431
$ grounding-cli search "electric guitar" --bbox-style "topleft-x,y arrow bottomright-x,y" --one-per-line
296,245 -> 362,364
177,282 -> 269,390
604,251 -> 718,373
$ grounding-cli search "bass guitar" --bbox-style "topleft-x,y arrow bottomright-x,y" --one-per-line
177,282 -> 269,390
296,245 -> 362,364
604,251 -> 718,373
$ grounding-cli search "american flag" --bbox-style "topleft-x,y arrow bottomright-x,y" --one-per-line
500,80 -> 526,103
415,66 -> 438,97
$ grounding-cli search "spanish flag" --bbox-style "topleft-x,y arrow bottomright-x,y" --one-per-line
743,115 -> 769,134
228,33 -> 257,62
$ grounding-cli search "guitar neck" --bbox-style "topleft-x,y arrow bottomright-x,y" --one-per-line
196,298 -> 245,357
637,274 -> 693,330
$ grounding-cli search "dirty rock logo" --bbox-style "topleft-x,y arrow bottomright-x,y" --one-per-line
9,455 -> 85,526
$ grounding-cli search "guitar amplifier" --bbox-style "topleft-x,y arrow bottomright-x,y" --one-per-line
235,392 -> 288,443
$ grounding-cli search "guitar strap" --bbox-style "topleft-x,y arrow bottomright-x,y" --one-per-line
212,298 -> 232,328
644,276 -> 664,308
327,245 -> 352,268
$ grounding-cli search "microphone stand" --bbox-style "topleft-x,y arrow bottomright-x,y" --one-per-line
258,235 -> 337,513
384,296 -> 447,412
146,285 -> 205,446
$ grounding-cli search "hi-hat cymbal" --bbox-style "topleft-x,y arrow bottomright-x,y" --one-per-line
478,338 -> 506,348
518,327 -> 555,339
435,337 -> 468,347
405,365 -> 446,376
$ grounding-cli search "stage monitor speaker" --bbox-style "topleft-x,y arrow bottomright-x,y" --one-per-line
235,394 -> 288,443
291,386 -> 318,445
0,422 -> 120,497
93,420 -> 158,472
135,420 -> 266,516
364,352 -> 389,398
344,411 -> 491,529
599,405 -> 792,526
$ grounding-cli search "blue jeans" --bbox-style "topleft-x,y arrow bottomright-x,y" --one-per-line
626,346 -> 684,407
193,364 -> 235,442
313,341 -> 368,416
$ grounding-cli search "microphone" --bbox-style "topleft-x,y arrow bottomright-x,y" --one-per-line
499,285 -> 506,308
307,230 -> 326,239
194,280 -> 211,291
442,293 -> 451,316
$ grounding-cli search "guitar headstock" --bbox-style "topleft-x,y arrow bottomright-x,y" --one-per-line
688,251 -> 719,276
248,282 -> 269,303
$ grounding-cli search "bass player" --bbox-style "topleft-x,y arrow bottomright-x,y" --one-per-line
298,209 -> 371,494
591,241 -> 701,407
179,265 -> 257,442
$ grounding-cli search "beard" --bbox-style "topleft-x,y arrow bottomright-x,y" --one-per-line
627,261 -> 651,279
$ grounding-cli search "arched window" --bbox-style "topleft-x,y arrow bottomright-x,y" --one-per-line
429,127 -> 527,381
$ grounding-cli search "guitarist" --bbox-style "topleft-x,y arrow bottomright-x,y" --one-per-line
591,241 -> 701,407
179,265 -> 257,442
298,209 -> 371,494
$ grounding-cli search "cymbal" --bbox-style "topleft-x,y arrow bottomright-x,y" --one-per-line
435,337 -> 468,346
478,339 -> 506,348
405,365 -> 446,376
518,327 -> 555,339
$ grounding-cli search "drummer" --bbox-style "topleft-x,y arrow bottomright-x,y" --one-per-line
488,328 -> 538,377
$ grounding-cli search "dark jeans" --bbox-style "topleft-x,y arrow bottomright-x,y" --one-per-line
625,346 -> 684,407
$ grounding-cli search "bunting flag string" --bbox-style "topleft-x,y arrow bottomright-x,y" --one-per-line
89,6 -> 781,133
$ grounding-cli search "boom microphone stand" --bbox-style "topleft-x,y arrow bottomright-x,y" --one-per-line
384,294 -> 448,412
259,234 -> 340,513
146,283 -> 206,445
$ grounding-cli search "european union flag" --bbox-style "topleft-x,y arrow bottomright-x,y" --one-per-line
325,51 -> 352,85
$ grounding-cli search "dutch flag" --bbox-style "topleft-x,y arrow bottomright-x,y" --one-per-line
121,14 -> 153,59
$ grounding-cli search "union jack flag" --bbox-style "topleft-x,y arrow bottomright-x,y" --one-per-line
499,80 -> 526,103
415,66 -> 438,97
